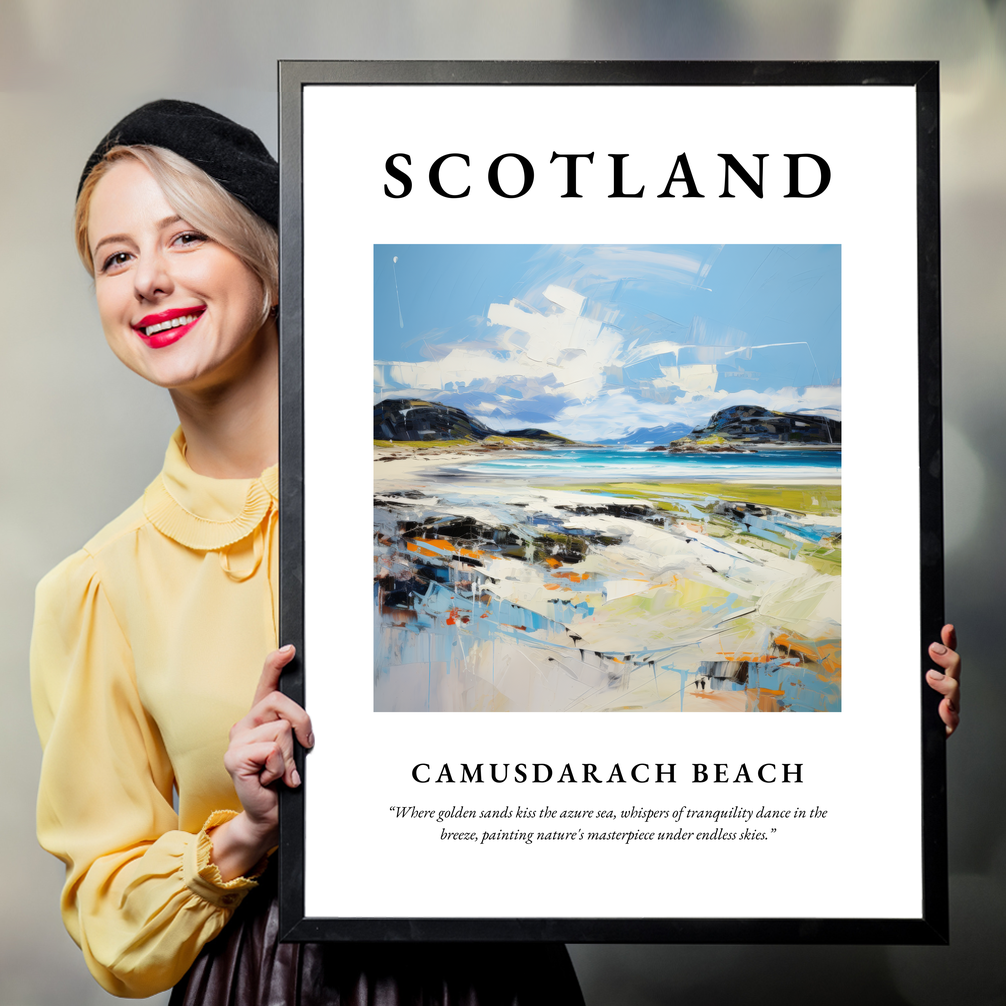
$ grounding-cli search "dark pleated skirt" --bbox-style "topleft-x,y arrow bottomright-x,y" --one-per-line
169,869 -> 585,1006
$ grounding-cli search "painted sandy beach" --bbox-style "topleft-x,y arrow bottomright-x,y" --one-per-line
375,445 -> 840,712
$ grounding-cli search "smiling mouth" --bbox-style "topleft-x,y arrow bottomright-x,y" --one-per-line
134,307 -> 206,338
142,313 -> 199,337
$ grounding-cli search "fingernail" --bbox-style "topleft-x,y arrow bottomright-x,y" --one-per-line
280,644 -> 295,654
931,643 -> 947,654
306,732 -> 315,748
928,670 -> 944,679
292,768 -> 301,787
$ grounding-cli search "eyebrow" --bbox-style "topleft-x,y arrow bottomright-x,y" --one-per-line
91,215 -> 185,258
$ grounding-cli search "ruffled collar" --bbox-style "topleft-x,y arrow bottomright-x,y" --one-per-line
143,428 -> 278,551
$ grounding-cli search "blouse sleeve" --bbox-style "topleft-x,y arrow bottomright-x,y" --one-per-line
31,549 -> 262,998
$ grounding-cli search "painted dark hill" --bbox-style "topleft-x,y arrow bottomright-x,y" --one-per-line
375,398 -> 569,443
670,405 -> 840,451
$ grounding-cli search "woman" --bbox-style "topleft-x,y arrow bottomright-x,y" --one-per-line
31,100 -> 586,1004
33,98 -> 963,1003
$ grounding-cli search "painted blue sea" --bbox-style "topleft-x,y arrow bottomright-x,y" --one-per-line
444,446 -> 840,482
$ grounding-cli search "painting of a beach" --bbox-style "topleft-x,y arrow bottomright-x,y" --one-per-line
374,245 -> 841,713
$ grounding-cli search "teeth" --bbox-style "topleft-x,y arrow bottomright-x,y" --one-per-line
142,313 -> 199,337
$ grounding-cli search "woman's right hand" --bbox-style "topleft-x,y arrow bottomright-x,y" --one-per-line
209,645 -> 314,881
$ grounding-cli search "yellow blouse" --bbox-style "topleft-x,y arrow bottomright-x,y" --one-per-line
31,429 -> 279,998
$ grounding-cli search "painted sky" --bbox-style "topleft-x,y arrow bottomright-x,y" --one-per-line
374,244 -> 841,442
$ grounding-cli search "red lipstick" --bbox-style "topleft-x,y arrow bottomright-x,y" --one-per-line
132,306 -> 206,349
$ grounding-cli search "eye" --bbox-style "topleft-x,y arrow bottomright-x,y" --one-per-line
100,251 -> 132,274
172,230 -> 208,249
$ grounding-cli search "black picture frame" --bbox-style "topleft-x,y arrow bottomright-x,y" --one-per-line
277,60 -> 945,944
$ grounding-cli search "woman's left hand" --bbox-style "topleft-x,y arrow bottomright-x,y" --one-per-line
926,624 -> 961,737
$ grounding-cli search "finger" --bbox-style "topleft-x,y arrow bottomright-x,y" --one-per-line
941,624 -> 957,652
258,742 -> 287,787
224,739 -> 287,786
928,641 -> 961,681
246,690 -> 314,749
232,720 -> 301,788
926,670 -> 961,738
252,645 -> 296,707
926,669 -> 960,705
230,696 -> 313,752
939,697 -> 960,737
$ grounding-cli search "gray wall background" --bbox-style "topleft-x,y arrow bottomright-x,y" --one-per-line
1,2 -> 1002,1003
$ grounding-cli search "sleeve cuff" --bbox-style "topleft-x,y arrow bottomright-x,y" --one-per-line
182,810 -> 269,909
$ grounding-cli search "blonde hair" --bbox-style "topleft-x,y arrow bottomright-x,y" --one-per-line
75,145 -> 278,323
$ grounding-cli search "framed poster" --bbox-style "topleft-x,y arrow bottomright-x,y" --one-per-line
277,61 -> 946,943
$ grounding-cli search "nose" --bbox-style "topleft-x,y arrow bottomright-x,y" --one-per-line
133,247 -> 173,303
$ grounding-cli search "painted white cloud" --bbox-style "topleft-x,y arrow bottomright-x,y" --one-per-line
375,288 -> 633,407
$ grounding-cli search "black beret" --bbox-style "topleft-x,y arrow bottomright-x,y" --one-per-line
78,99 -> 278,228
